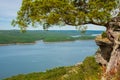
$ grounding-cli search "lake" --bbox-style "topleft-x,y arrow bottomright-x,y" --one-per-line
0,40 -> 98,79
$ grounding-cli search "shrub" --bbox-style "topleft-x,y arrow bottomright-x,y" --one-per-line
101,31 -> 107,38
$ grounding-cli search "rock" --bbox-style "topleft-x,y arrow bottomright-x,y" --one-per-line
95,16 -> 120,80
95,35 -> 113,65
75,62 -> 83,66
95,48 -> 108,66
106,49 -> 120,79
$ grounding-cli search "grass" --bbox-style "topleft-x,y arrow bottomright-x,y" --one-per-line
4,56 -> 102,80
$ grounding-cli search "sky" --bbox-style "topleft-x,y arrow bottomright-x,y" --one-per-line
0,0 -> 106,30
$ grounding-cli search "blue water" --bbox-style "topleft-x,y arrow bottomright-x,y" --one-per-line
0,40 -> 98,79
42,30 -> 103,36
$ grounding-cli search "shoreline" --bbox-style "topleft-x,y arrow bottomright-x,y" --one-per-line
0,42 -> 36,46
0,39 -> 95,46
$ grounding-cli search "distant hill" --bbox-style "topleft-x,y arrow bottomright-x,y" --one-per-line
0,30 -> 103,44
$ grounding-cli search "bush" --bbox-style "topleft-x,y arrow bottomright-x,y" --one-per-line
101,31 -> 107,38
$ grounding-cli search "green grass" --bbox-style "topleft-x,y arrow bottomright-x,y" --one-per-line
75,35 -> 96,40
0,30 -> 95,44
4,56 -> 101,80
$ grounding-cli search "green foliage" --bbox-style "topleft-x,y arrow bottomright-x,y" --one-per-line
12,0 -> 117,30
65,56 -> 101,80
0,30 -> 44,44
81,56 -> 101,79
101,31 -> 107,38
4,67 -> 68,80
0,30 -> 71,44
4,56 -> 101,80
0,30 -> 95,44
77,36 -> 95,40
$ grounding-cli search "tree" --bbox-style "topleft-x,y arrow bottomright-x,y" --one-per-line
12,0 -> 120,80
12,0 -> 118,31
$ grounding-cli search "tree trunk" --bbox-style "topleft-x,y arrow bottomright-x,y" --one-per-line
95,16 -> 120,80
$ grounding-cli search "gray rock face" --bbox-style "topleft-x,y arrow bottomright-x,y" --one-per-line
95,16 -> 120,80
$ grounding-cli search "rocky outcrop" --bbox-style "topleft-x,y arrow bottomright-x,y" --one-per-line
95,36 -> 113,66
95,16 -> 120,80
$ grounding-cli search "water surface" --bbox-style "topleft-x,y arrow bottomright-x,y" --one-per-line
0,40 -> 98,79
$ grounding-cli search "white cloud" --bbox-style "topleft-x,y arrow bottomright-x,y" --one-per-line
86,24 -> 106,31
0,0 -> 106,30
48,24 -> 106,31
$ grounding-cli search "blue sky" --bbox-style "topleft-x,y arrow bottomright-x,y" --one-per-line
0,0 -> 106,30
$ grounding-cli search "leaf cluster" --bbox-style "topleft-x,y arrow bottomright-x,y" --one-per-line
12,0 -> 117,30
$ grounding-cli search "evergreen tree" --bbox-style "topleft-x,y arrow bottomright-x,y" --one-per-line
12,0 -> 119,30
